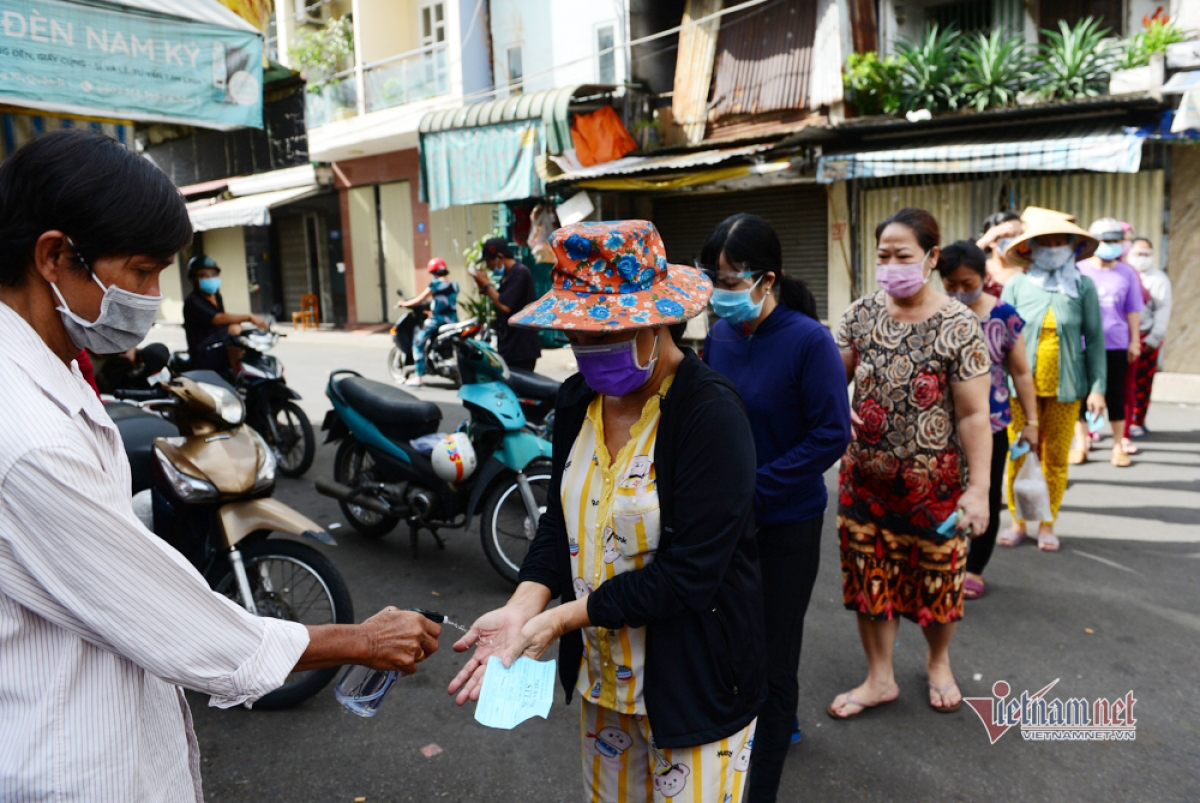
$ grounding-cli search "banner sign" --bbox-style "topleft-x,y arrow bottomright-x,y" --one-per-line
0,0 -> 263,129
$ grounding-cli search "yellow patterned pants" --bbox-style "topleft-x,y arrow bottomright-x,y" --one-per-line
580,700 -> 756,802
1007,396 -> 1081,525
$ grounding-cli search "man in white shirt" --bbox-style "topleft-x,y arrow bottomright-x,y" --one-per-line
0,130 -> 441,802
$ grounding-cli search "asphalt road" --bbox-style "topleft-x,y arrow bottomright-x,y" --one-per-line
178,330 -> 1200,803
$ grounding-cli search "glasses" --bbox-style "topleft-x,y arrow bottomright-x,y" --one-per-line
694,259 -> 761,287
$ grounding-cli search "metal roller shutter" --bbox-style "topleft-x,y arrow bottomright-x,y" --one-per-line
652,186 -> 829,318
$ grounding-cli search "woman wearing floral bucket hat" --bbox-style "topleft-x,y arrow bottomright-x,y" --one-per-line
448,220 -> 766,803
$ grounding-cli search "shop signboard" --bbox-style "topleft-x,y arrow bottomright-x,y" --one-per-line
0,0 -> 263,129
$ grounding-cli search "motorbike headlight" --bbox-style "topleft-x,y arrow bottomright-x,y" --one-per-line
197,381 -> 245,425
154,446 -> 219,502
251,429 -> 277,492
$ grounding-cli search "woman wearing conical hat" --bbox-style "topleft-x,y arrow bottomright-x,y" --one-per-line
998,208 -> 1107,552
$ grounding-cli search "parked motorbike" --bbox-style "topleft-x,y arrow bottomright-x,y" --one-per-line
386,291 -> 427,382
316,339 -> 552,584
170,325 -> 314,478
109,370 -> 351,709
506,367 -> 560,440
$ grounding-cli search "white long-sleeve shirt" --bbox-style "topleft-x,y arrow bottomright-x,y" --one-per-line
1136,267 -> 1172,349
0,302 -> 310,802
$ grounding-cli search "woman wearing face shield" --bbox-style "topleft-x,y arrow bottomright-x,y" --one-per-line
698,215 -> 851,801
448,221 -> 765,803
829,208 -> 993,719
998,208 -> 1107,552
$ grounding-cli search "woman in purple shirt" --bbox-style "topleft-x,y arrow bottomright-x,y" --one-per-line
1074,218 -> 1143,467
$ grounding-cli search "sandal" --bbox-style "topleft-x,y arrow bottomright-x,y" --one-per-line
997,528 -> 1026,548
826,691 -> 897,721
963,576 -> 986,600
1037,532 -> 1060,552
1068,447 -> 1087,465
1110,448 -> 1132,468
1121,439 -> 1139,455
928,681 -> 962,713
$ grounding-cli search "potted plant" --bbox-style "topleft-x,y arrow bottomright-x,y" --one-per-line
843,51 -> 903,117
1032,17 -> 1117,101
895,24 -> 964,113
1110,12 -> 1186,97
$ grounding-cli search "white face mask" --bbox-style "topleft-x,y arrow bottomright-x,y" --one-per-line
51,247 -> 161,354
1127,254 -> 1154,272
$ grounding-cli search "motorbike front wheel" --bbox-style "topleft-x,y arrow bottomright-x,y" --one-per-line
333,438 -> 401,538
480,461 -> 551,584
269,400 -> 315,477
211,538 -> 354,709
387,346 -> 409,382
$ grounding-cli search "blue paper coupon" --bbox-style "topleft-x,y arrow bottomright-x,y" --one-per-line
474,656 -> 556,730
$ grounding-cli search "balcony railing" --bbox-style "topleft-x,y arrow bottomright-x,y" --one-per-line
305,77 -> 358,129
304,42 -> 450,128
365,44 -> 449,113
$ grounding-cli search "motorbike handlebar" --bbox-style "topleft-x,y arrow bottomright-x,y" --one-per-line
113,388 -> 164,401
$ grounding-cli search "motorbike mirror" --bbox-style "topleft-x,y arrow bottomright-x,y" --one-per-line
270,303 -> 284,319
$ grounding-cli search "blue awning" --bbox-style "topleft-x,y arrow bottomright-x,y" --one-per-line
817,130 -> 1145,183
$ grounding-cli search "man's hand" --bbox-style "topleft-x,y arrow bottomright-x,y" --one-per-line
359,607 -> 441,674
447,605 -> 531,705
248,314 -> 268,331
471,270 -> 491,290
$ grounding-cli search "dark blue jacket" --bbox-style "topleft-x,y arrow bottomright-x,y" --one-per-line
517,351 -> 766,748
705,306 -> 852,526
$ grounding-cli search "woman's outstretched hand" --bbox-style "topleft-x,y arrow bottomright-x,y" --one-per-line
447,606 -> 531,706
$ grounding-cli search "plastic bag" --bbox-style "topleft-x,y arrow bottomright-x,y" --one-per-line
570,105 -> 637,167
1012,452 -> 1052,523
528,203 -> 559,264
410,433 -> 450,456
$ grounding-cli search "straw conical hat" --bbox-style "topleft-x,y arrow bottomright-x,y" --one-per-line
1004,206 -> 1097,266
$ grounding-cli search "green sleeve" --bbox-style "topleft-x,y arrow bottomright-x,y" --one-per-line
1080,277 -> 1107,397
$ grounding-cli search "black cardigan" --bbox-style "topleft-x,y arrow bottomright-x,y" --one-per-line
517,350 -> 766,748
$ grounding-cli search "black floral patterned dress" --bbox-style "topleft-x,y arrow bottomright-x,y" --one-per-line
834,291 -> 991,626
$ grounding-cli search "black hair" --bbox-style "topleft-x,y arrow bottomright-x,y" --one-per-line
876,207 -> 940,251
1132,237 -> 1153,248
980,210 -> 1020,236
698,213 -> 818,319
937,240 -> 987,277
0,130 -> 192,286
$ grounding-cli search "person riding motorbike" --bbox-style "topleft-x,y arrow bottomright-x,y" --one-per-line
183,254 -> 266,376
398,257 -> 458,386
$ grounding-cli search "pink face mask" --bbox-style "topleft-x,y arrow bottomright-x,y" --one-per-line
876,254 -> 930,299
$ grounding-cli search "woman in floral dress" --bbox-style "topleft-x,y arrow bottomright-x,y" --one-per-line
828,208 -> 993,719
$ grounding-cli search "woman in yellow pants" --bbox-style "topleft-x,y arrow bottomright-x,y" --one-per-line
999,209 -> 1108,551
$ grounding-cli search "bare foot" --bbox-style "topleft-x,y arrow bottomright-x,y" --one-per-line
828,678 -> 899,719
927,659 -> 960,710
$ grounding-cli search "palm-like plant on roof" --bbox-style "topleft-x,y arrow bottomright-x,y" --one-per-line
895,23 -> 964,113
1034,17 -> 1117,100
958,30 -> 1031,111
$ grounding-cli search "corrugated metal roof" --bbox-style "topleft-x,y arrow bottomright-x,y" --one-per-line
547,143 -> 773,182
708,0 -> 815,123
418,85 -> 617,155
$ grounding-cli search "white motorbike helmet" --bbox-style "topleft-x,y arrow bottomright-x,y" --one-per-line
431,432 -> 477,483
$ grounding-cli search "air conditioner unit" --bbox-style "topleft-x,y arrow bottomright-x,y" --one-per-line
295,0 -> 330,26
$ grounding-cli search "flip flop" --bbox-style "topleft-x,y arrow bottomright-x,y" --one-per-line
928,681 -> 962,713
963,576 -> 986,600
1110,449 -> 1132,467
1068,447 -> 1087,465
826,692 -> 896,721
1038,532 -> 1060,552
997,528 -> 1026,548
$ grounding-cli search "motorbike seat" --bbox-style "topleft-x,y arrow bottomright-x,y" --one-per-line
336,376 -> 441,439
507,368 -> 561,401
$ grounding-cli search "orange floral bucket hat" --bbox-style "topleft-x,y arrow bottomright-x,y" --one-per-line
510,220 -> 712,332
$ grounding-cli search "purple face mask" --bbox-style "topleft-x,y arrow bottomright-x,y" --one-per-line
572,331 -> 660,396
876,253 -> 931,299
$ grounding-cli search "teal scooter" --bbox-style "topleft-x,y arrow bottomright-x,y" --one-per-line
315,338 -> 552,584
